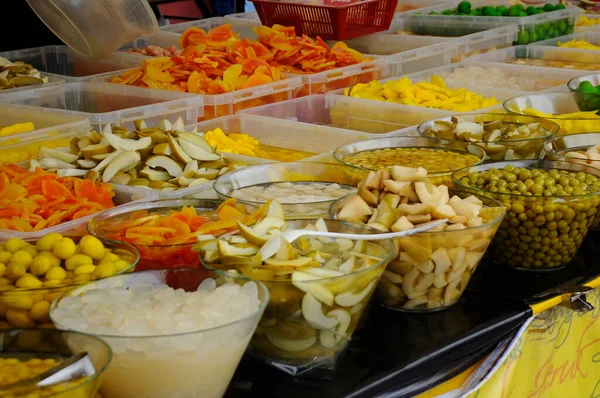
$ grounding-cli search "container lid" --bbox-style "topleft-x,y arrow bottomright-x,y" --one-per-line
26,0 -> 159,59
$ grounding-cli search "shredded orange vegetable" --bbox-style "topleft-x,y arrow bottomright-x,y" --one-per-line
0,164 -> 115,232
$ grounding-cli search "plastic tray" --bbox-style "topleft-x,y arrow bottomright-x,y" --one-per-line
533,30 -> 600,47
161,16 -> 262,41
325,78 -> 519,128
575,14 -> 600,32
404,0 -> 579,45
394,0 -> 449,15
0,82 -> 204,132
404,60 -> 587,93
289,57 -> 390,97
469,45 -> 600,71
92,70 -> 303,121
250,0 -> 398,41
0,75 -> 65,96
239,94 -> 428,135
0,45 -> 143,82
385,41 -> 456,77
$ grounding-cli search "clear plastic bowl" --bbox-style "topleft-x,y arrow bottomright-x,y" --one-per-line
26,0 -> 158,59
504,92 -> 600,135
212,162 -> 367,218
0,328 -> 111,398
452,159 -> 600,270
50,268 -> 269,398
87,199 -> 224,271
202,219 -> 394,377
328,190 -> 505,312
418,113 -> 559,161
333,136 -> 485,185
0,238 -> 138,329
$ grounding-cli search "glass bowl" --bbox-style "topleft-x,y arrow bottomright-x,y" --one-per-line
201,219 -> 395,377
452,160 -> 600,270
0,328 -> 111,397
333,137 -> 485,185
567,73 -> 600,112
0,237 -> 138,329
504,92 -> 600,135
87,199 -> 231,271
50,268 -> 268,398
418,113 -> 559,162
213,162 -> 367,219
328,190 -> 505,312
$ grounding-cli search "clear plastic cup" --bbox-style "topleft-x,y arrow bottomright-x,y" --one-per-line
26,0 -> 158,58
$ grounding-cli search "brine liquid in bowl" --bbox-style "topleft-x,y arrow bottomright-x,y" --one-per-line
229,181 -> 356,217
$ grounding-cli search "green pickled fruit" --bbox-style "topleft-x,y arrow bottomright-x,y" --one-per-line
517,31 -> 530,45
577,81 -> 599,94
442,10 -> 452,15
457,1 -> 471,14
543,3 -> 555,12
526,6 -> 538,15
496,5 -> 508,16
508,5 -> 521,16
558,20 -> 568,34
530,31 -> 538,42
482,6 -> 497,16
555,4 -> 566,10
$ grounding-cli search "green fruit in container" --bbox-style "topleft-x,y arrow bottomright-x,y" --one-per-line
558,20 -> 568,34
482,6 -> 497,16
543,3 -> 555,12
555,4 -> 566,10
496,5 -> 508,16
526,6 -> 537,15
530,32 -> 538,42
517,31 -> 530,45
508,6 -> 521,16
536,26 -> 545,39
457,1 -> 471,14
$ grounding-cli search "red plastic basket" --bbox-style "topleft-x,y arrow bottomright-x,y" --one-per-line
250,0 -> 398,41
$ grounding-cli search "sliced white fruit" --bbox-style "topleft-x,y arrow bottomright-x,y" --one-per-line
266,331 -> 317,352
156,119 -> 173,132
253,216 -> 286,236
264,257 -> 313,267
57,168 -> 87,177
39,147 -> 79,163
302,293 -> 338,330
77,159 -> 97,169
145,155 -> 183,177
218,240 -> 259,256
93,149 -> 124,173
304,268 -> 344,278
40,158 -> 75,169
338,257 -> 355,274
292,271 -> 334,306
102,151 -> 141,183
172,116 -> 185,131
179,138 -> 221,161
335,279 -> 376,307
104,130 -> 152,151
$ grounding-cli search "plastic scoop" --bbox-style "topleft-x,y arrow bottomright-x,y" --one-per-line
258,218 -> 448,260
0,352 -> 95,395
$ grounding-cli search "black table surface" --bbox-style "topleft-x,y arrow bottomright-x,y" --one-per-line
226,292 -> 531,398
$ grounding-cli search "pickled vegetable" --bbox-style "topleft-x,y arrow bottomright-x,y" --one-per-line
0,234 -> 136,329
421,115 -> 557,161
0,57 -> 48,91
454,163 -> 600,269
557,39 -> 600,49
344,76 -> 499,112
507,58 -> 600,70
0,122 -> 34,137
576,16 -> 600,27
204,128 -> 315,161
516,108 -> 600,135
0,357 -> 89,395
0,164 -> 115,232
332,167 -> 504,310
342,147 -> 481,175
201,203 -> 392,370
89,199 -> 272,270
28,117 -> 244,191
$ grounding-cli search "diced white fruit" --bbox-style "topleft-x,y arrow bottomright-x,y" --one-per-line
432,204 -> 456,219
431,247 -> 452,276
462,195 -> 483,206
337,195 -> 373,219
438,185 -> 450,204
391,166 -> 428,182
57,169 -> 87,177
383,270 -> 403,284
338,257 -> 355,274
266,331 -> 317,352
315,218 -> 328,232
335,279 -> 376,307
305,268 -> 344,278
450,200 -> 481,220
391,216 -> 414,232
448,247 -> 466,268
383,179 -> 412,194
253,216 -> 286,236
292,271 -> 334,306
465,252 -> 484,270
433,275 -> 447,288
415,259 -> 434,273
414,182 -> 434,203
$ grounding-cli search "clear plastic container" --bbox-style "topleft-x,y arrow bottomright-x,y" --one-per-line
289,57 -> 390,97
239,94 -> 417,135
161,16 -> 262,41
469,44 -> 600,70
343,18 -> 517,62
92,70 -> 303,121
327,78 -> 522,128
404,60 -> 588,92
533,30 -> 600,47
394,0 -> 449,14
575,14 -> 600,32
213,162 -> 366,218
0,329 -> 111,397
0,45 -> 144,82
0,82 -> 204,132
0,103 -> 90,157
50,269 -> 269,398
405,0 -> 579,45
26,0 -> 158,58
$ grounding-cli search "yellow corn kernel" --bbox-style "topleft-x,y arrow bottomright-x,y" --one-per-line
5,310 -> 34,328
29,301 -> 50,321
